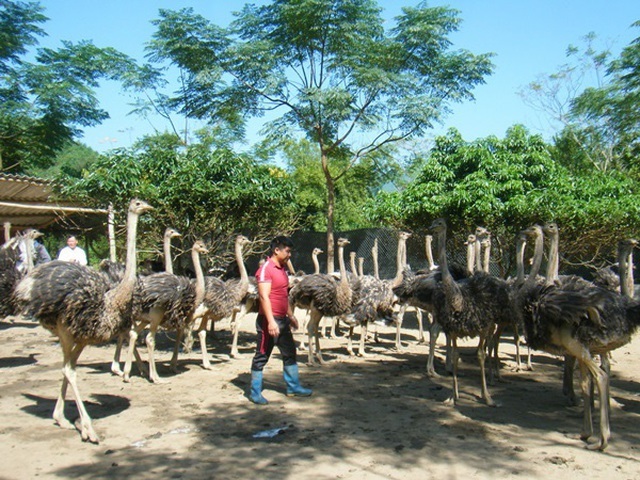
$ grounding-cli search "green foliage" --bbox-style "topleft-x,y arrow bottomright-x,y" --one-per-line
27,141 -> 101,179
368,125 -> 640,273
58,133 -> 300,259
0,1 -> 141,173
284,138 -> 402,230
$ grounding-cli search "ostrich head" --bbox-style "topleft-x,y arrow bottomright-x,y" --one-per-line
129,198 -> 154,214
164,228 -> 182,239
475,226 -> 489,238
465,234 -> 476,245
399,231 -> 411,241
337,238 -> 350,248
192,240 -> 209,255
429,218 -> 447,234
542,222 -> 559,237
522,224 -> 543,240
312,247 -> 324,255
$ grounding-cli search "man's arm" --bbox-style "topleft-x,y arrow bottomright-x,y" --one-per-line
258,281 -> 280,337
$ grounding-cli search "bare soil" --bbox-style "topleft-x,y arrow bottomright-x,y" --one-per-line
1,312 -> 639,479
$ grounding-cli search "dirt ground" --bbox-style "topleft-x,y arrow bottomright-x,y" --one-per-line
1,311 -> 639,480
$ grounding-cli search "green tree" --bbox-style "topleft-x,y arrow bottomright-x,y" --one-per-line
60,133 -> 299,265
284,138 -> 401,230
571,22 -> 640,174
28,141 -> 101,179
368,126 -> 640,275
0,0 -> 140,173
145,0 -> 494,271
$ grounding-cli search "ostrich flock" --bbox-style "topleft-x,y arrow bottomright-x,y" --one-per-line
1,198 -> 639,452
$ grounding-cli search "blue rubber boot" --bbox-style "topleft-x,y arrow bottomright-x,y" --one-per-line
249,370 -> 268,405
283,364 -> 312,397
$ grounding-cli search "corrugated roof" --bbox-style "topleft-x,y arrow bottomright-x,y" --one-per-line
0,173 -> 108,234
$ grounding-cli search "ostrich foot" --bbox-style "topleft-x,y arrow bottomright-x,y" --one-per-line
443,396 -> 456,407
54,416 -> 76,430
357,351 -> 371,358
586,438 -> 607,451
75,417 -> 100,444
347,349 -> 355,357
230,351 -> 240,359
111,363 -> 124,377
150,376 -> 169,384
484,398 -> 499,407
426,368 -> 441,378
610,397 -> 625,409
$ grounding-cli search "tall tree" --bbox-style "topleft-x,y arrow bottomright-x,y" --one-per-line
146,0 -> 494,271
0,0 -> 140,173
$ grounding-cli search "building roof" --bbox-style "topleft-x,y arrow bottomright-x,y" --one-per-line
0,173 -> 108,233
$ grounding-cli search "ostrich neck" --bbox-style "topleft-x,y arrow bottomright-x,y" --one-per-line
350,254 -> 357,276
546,232 -> 559,281
164,235 -> 174,274
391,235 -> 407,288
515,237 -> 526,284
358,258 -> 364,277
526,233 -> 544,286
618,245 -> 633,299
372,240 -> 379,280
483,242 -> 491,273
113,210 -> 140,305
338,244 -> 348,286
25,238 -> 35,273
425,235 -> 436,270
625,249 -> 635,298
312,254 -> 320,274
235,240 -> 248,288
467,242 -> 475,274
192,248 -> 206,305
474,239 -> 482,272
436,228 -> 462,307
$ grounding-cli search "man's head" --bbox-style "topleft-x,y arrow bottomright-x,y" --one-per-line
269,236 -> 293,266
66,235 -> 78,249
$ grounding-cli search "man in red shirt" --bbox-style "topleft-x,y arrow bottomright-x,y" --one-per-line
249,236 -> 312,405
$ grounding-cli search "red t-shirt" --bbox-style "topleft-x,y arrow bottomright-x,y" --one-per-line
255,257 -> 290,317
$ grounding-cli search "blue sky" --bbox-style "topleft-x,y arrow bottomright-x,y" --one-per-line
35,1 -> 640,153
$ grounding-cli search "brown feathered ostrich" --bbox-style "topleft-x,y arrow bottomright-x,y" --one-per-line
289,238 -> 354,366
345,232 -> 408,357
1,228 -> 43,319
111,226 -> 183,379
13,199 -> 152,443
429,218 -> 512,406
122,240 -> 207,383
190,235 -> 251,369
518,226 -> 640,450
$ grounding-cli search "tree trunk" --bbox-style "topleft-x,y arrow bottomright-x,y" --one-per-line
322,150 -> 335,273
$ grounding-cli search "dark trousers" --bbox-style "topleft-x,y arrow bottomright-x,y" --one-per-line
251,314 -> 297,371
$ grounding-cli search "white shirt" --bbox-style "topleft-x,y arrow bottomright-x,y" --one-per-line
58,245 -> 88,266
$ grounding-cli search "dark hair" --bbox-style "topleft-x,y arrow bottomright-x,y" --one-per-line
66,235 -> 78,241
269,236 -> 293,256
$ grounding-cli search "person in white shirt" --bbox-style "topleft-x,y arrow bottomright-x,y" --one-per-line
58,235 -> 88,266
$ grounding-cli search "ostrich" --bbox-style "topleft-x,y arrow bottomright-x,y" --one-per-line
345,232 -> 408,357
1,228 -> 42,319
122,240 -> 207,383
296,247 -> 324,350
111,226 -> 182,378
542,221 -> 604,404
162,227 -> 182,274
190,235 -> 251,370
465,234 -> 477,275
13,199 -> 152,443
289,238 -> 354,366
519,226 -> 640,450
429,218 -> 512,406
